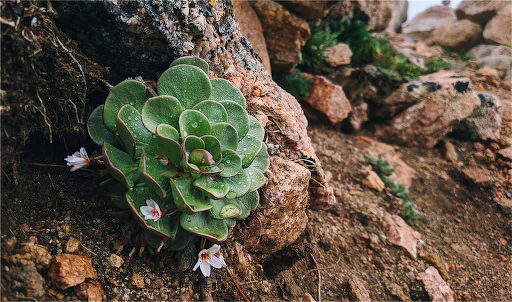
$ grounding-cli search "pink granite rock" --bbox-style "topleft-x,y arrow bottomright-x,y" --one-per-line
418,266 -> 454,302
483,3 -> 512,48
382,212 -> 421,259
431,19 -> 483,52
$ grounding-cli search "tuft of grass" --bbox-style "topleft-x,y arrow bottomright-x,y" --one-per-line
275,69 -> 312,102
364,154 -> 420,223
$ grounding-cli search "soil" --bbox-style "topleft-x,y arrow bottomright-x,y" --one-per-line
1,118 -> 511,301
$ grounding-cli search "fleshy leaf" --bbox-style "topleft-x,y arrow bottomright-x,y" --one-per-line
233,190 -> 259,220
219,100 -> 249,140
156,124 -> 184,166
170,176 -> 213,215
236,134 -> 262,168
210,78 -> 246,109
219,149 -> 242,178
87,105 -> 118,147
126,186 -> 172,238
169,56 -> 209,74
144,226 -> 192,251
116,104 -> 158,160
108,182 -> 129,209
193,174 -> 229,199
157,65 -> 212,109
180,211 -> 229,242
211,122 -> 238,150
183,136 -> 205,156
218,169 -> 251,199
102,142 -> 139,189
248,143 -> 270,173
192,100 -> 228,124
189,149 -> 215,167
208,198 -> 242,220
139,149 -> 174,199
201,135 -> 221,161
141,95 -> 183,133
103,80 -> 147,132
247,115 -> 265,141
179,110 -> 211,139
245,166 -> 266,191
224,218 -> 236,228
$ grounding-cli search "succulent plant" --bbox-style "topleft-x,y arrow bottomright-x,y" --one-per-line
87,56 -> 269,251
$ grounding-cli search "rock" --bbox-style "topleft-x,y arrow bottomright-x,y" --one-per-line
461,167 -> 494,187
382,212 -> 421,260
452,92 -> 503,141
431,19 -> 483,52
439,140 -> 458,164
473,55 -> 512,79
476,66 -> 501,78
466,44 -> 512,60
385,0 -> 408,33
55,0 -> 334,252
280,0 -> 336,21
301,74 -> 352,126
402,5 -> 457,41
74,279 -> 104,302
495,198 -> 512,214
419,252 -> 450,281
386,282 -> 409,301
349,276 -> 371,302
354,0 -> 393,32
232,0 -> 271,74
130,272 -> 145,289
47,254 -> 96,290
233,242 -> 250,279
240,157 -> 310,253
417,266 -> 454,302
4,265 -> 46,299
362,170 -> 385,191
1,237 -> 17,254
108,253 -> 124,268
455,0 -> 506,25
348,102 -> 369,131
375,72 -> 480,148
299,292 -> 316,302
5,244 -> 52,272
325,43 -> 352,67
483,4 -> 512,47
355,136 -> 415,188
64,236 -> 80,254
498,148 -> 512,161
250,0 -> 310,73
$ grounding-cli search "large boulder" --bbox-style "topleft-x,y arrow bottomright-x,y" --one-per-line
375,71 -> 480,148
250,1 -> 310,73
324,0 -> 393,32
233,0 -> 271,74
402,5 -> 457,41
430,19 -> 483,52
473,55 -> 512,79
52,0 -> 334,253
483,4 -> 512,48
385,0 -> 409,33
452,92 -> 503,141
279,0 -> 336,21
466,44 -> 512,60
455,0 -> 506,26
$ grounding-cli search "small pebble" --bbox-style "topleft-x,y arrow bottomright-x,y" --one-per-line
108,253 -> 124,268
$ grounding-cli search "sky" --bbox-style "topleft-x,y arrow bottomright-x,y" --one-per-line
407,0 -> 463,23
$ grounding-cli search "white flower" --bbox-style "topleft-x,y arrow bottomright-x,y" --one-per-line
64,147 -> 90,172
193,244 -> 226,277
140,199 -> 163,221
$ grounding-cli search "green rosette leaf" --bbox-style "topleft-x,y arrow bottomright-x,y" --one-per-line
179,110 -> 211,140
170,176 -> 213,215
88,105 -> 118,147
102,142 -> 139,189
103,80 -> 147,132
211,122 -> 238,150
219,100 -> 249,140
180,211 -> 229,242
141,95 -> 183,133
236,134 -> 262,168
169,56 -> 209,74
157,65 -> 212,109
210,78 -> 246,109
192,100 -> 228,124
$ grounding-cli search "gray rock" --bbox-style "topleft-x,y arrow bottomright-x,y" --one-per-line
452,92 -> 503,141
402,5 -> 456,41
466,44 -> 512,60
455,0 -> 506,26
473,55 -> 512,79
386,0 -> 408,33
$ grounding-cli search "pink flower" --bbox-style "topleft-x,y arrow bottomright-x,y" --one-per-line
140,199 -> 163,221
193,244 -> 226,277
64,147 -> 90,172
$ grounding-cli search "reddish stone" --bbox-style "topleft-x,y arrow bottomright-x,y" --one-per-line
461,167 -> 494,187
382,212 -> 421,260
74,279 -> 104,302
47,254 -> 96,290
418,266 -> 454,302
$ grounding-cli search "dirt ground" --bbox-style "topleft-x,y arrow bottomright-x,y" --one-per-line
1,117 -> 511,301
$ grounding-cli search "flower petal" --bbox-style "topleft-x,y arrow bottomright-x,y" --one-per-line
208,244 -> 221,254
207,256 -> 224,269
199,261 -> 211,277
140,206 -> 154,220
193,259 -> 201,271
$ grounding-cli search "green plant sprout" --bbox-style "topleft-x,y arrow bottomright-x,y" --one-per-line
275,69 -> 312,102
364,154 -> 419,223
299,18 -> 451,81
85,56 -> 269,255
